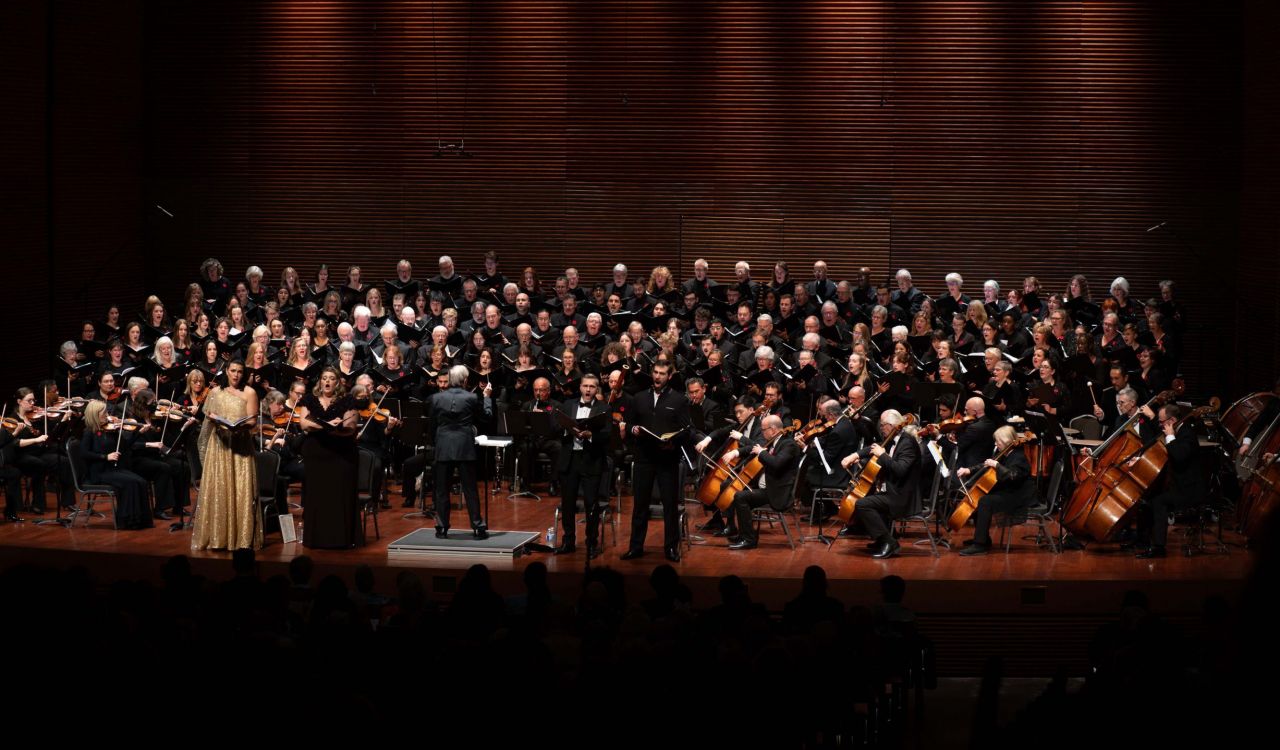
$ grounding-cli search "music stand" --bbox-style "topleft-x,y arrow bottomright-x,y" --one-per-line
506,410 -> 554,501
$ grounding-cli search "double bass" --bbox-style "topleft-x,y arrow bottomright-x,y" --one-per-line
1237,419 -> 1280,539
1062,391 -> 1206,542
837,414 -> 917,523
947,431 -> 1035,532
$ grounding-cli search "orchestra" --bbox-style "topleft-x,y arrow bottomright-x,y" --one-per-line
11,253 -> 1264,563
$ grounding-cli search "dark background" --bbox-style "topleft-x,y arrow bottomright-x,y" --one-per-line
4,0 -> 1276,403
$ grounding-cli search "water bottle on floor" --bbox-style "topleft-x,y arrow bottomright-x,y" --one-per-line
546,525 -> 557,546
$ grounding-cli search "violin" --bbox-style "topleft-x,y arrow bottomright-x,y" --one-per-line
358,402 -> 391,422
104,416 -> 144,432
1,417 -> 26,435
273,412 -> 303,427
153,404 -> 188,421
918,414 -> 975,438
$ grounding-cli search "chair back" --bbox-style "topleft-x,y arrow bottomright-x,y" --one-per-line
1069,414 -> 1103,441
356,448 -> 376,496
65,438 -> 88,493
255,450 -> 281,500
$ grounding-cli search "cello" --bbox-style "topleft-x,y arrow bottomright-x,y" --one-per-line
707,420 -> 803,509
837,414 -> 917,524
695,405 -> 767,510
1219,390 -> 1277,446
947,431 -> 1035,532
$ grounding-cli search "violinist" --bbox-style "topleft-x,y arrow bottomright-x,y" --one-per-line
954,425 -> 1034,556
718,415 -> 801,553
0,425 -> 24,521
1131,403 -> 1206,559
954,397 -> 999,469
258,390 -> 306,507
352,379 -> 399,510
91,371 -> 127,419
837,409 -> 920,559
179,369 -> 209,416
124,389 -> 189,521
10,387 -> 75,514
802,399 -> 865,492
79,400 -> 152,530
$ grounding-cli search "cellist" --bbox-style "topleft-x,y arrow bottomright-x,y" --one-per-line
725,414 -> 801,551
693,396 -> 765,537
953,425 -> 1034,556
1131,403 -> 1206,559
837,409 -> 920,559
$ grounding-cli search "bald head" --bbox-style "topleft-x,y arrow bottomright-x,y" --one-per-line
966,396 -> 985,418
761,414 -> 783,431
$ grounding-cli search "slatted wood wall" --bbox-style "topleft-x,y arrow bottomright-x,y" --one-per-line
11,0 -> 1269,398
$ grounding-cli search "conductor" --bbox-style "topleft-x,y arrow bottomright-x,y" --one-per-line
428,364 -> 494,539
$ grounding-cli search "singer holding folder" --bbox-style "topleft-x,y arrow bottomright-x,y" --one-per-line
192,359 -> 261,550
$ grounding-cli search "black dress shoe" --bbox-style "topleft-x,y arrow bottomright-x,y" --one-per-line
154,510 -> 174,521
699,519 -> 726,532
1135,546 -> 1166,559
870,539 -> 901,559
435,526 -> 449,539
728,539 -> 757,551
713,528 -> 734,538
473,526 -> 489,540
837,526 -> 858,539
554,541 -> 577,555
958,543 -> 990,556
865,541 -> 880,551
620,548 -> 645,560
587,545 -> 602,560
4,514 -> 23,523
961,539 -> 976,547
664,546 -> 681,563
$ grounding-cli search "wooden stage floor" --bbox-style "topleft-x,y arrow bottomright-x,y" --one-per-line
2,482 -> 1252,675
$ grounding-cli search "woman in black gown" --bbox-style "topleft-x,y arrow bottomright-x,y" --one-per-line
79,400 -> 152,529
297,366 -> 359,548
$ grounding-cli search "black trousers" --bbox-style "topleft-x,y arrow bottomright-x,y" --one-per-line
731,487 -> 774,543
1,466 -> 21,517
970,491 -> 1029,546
434,459 -> 483,530
629,458 -> 681,551
131,454 -> 187,511
559,451 -> 605,545
402,450 -> 431,504
1138,488 -> 1197,547
517,437 -> 560,487
15,452 -> 73,511
852,492 -> 909,544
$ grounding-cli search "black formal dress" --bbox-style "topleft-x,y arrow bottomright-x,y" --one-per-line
300,394 -> 359,549
80,428 -> 152,529
0,431 -> 23,520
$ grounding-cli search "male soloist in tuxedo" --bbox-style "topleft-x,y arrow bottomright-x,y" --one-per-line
623,361 -> 700,562
554,374 -> 612,558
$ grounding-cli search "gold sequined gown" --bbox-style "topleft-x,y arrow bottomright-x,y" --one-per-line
192,388 -> 262,550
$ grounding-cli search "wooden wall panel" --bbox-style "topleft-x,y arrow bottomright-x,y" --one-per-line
126,0 -> 1254,394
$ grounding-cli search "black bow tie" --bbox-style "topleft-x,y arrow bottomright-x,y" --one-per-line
579,402 -> 593,409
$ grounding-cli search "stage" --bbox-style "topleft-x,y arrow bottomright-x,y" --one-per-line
0,480 -> 1252,675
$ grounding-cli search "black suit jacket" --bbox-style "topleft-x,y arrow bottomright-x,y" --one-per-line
629,387 -> 697,463
555,398 -> 611,475
754,434 -> 801,510
955,416 -> 999,470
857,433 -> 921,508
963,449 -> 1034,504
1164,424 -> 1207,495
428,387 -> 491,462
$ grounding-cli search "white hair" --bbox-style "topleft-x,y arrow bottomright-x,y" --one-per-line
503,282 -> 518,294
891,325 -> 909,340
1111,276 -> 1130,294
339,341 -> 356,354
448,364 -> 470,387
353,305 -> 371,320
151,337 -> 174,364
896,269 -> 913,281
755,346 -> 776,362
984,279 -> 1000,293
736,261 -> 750,271
433,325 -> 448,337
945,272 -> 964,286
336,322 -> 353,337
246,265 -> 263,281
379,321 -> 398,337
880,409 -> 905,426
59,341 -> 77,358
587,312 -> 602,324
613,264 -> 627,273
802,332 -> 821,349
821,301 -> 838,313
127,376 -> 149,393
756,314 -> 773,326
252,324 -> 269,339
439,255 -> 453,265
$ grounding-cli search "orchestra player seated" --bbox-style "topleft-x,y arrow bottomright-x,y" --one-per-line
953,426 -> 1034,556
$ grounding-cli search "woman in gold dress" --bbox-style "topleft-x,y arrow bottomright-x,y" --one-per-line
192,359 -> 262,550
